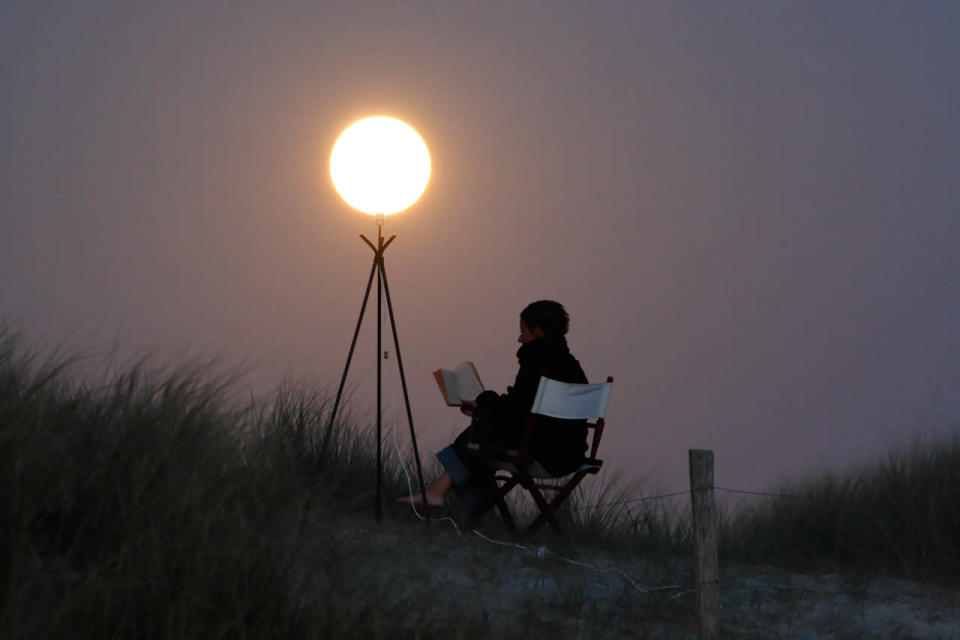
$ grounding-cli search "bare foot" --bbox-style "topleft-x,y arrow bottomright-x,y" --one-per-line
396,491 -> 445,507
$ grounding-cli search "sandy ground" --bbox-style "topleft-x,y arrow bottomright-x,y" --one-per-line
297,511 -> 960,639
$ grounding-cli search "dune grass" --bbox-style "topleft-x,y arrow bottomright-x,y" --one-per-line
2,325 -> 958,637
0,333 -> 313,637
721,431 -> 960,582
0,328 -> 681,638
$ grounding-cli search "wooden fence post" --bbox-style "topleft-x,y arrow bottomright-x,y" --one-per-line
689,449 -> 719,640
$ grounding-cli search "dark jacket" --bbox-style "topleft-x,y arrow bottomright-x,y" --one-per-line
474,335 -> 588,476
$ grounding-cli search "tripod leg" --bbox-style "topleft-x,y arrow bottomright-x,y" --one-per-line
376,251 -> 383,522
379,260 -> 431,518
319,256 -> 379,463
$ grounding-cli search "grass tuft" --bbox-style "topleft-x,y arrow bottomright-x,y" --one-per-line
722,431 -> 960,581
3,324 -> 958,638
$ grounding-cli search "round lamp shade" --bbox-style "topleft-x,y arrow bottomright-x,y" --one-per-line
330,116 -> 431,215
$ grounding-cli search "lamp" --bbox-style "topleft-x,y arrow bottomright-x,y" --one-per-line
322,116 -> 431,521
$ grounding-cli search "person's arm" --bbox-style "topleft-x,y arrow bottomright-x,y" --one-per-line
474,358 -> 542,424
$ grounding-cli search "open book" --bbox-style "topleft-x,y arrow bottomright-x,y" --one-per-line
432,361 -> 484,406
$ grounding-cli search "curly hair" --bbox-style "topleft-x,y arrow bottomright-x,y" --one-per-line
520,300 -> 570,337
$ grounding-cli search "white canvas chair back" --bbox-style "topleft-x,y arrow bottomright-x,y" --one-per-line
531,377 -> 612,420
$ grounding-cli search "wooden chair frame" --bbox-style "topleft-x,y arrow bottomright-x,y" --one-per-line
466,376 -> 613,534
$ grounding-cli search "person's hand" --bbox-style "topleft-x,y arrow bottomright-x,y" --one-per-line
459,399 -> 477,416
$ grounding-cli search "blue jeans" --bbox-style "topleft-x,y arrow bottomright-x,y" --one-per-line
436,445 -> 497,509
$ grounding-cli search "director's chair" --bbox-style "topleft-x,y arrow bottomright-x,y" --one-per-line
467,376 -> 613,534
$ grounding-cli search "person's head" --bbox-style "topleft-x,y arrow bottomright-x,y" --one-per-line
518,300 -> 569,343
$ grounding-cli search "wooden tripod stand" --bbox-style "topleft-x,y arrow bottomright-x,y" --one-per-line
319,215 -> 430,521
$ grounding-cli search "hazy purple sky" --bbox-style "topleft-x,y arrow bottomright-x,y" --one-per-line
2,2 -> 959,495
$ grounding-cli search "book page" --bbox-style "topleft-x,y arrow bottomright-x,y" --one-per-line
439,369 -> 462,405
433,361 -> 484,406
452,361 -> 484,402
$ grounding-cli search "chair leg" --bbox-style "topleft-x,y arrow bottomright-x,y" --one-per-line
462,466 -> 594,535
525,471 -> 588,534
495,497 -> 517,532
517,470 -> 561,534
467,476 -> 518,529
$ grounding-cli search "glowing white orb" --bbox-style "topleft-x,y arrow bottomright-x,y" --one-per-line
329,116 -> 431,215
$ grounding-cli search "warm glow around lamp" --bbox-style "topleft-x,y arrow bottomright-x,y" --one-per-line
330,116 -> 431,215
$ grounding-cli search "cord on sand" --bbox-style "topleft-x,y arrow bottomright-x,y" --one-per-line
385,343 -> 690,598
389,393 -> 464,538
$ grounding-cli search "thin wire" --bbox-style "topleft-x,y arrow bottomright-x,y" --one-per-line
470,529 -> 691,597
471,529 -> 534,554
554,555 -> 691,597
715,487 -> 807,499
386,365 -> 901,608
378,324 -> 916,606
392,410 -> 464,537
575,487 -> 809,510
388,382 -> 689,595
381,302 -> 688,596
386,308 -> 464,538
574,490 -> 690,509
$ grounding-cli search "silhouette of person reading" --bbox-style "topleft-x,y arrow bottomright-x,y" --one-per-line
401,300 -> 588,510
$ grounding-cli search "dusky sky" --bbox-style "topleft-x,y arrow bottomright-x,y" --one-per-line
2,1 -> 959,495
